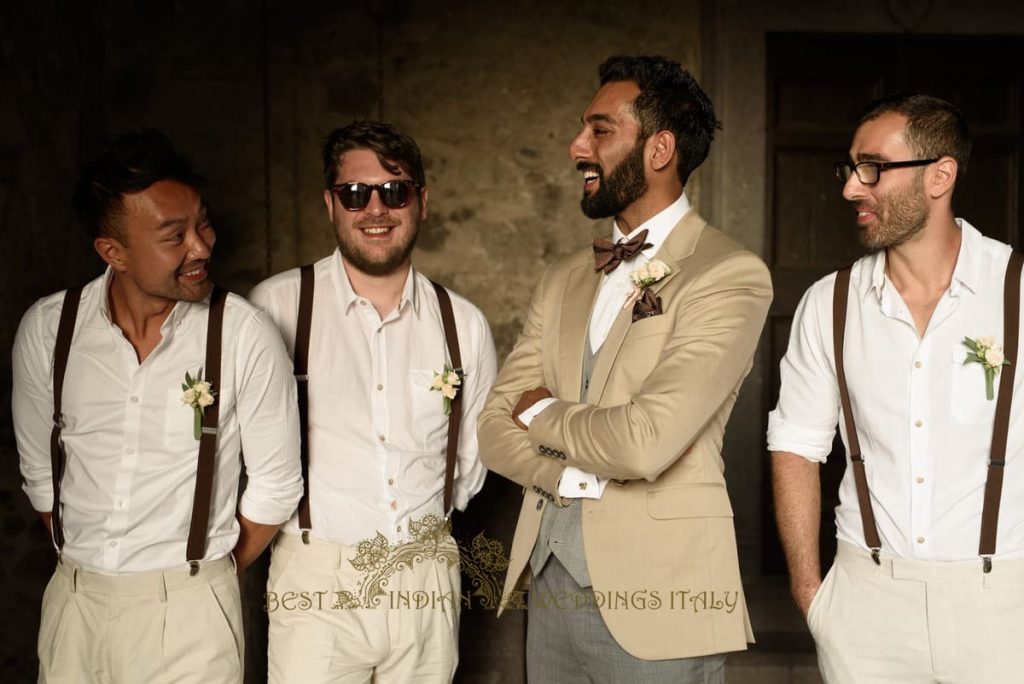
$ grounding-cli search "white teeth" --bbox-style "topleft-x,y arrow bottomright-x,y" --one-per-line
583,171 -> 599,181
363,227 -> 391,234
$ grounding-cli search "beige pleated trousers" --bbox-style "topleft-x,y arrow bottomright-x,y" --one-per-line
37,555 -> 242,684
267,532 -> 461,684
808,540 -> 1024,683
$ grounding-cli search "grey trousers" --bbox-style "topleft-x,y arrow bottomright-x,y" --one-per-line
526,556 -> 726,684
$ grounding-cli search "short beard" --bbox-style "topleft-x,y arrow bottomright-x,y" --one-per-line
858,173 -> 929,250
580,138 -> 648,220
337,223 -> 419,277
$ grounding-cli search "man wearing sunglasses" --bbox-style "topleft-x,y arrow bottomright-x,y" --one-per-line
770,94 -> 1024,682
249,121 -> 497,683
479,55 -> 772,683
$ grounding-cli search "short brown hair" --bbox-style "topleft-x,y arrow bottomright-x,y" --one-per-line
321,121 -> 425,188
858,94 -> 971,179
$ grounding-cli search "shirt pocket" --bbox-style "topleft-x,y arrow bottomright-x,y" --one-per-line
165,388 -> 202,451
950,347 -> 999,424
408,369 -> 450,450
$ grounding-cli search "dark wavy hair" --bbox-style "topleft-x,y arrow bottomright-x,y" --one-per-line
858,93 -> 971,180
322,121 -> 425,188
598,55 -> 722,187
72,129 -> 204,241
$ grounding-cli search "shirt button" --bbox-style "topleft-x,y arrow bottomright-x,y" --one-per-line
914,420 -> 923,428
916,536 -> 925,544
536,500 -> 544,510
390,500 -> 397,510
377,384 -> 383,391
379,435 -> 386,442
388,478 -> 394,485
914,361 -> 922,369
130,396 -> 139,404
118,500 -> 126,509
396,526 -> 402,533
126,448 -> 134,455
916,476 -> 924,484
108,540 -> 118,548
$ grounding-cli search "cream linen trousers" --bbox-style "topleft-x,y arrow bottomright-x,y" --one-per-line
37,555 -> 242,683
267,532 -> 461,684
808,540 -> 1024,683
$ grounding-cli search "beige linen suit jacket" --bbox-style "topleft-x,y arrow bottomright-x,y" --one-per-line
478,211 -> 772,660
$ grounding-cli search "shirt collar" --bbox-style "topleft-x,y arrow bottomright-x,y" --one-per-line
865,218 -> 979,301
331,248 -> 419,315
96,266 -> 191,331
612,191 -> 691,258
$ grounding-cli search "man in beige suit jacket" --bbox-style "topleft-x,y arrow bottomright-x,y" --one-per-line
478,55 -> 772,683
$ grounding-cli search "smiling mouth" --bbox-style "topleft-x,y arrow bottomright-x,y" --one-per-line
360,225 -> 395,236
582,169 -> 600,192
179,264 -> 208,282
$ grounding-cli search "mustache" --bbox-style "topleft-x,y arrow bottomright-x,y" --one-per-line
576,162 -> 602,175
354,217 -> 401,229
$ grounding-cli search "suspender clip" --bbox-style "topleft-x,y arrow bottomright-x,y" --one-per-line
870,548 -> 881,565
189,560 -> 200,576
850,453 -> 864,463
295,374 -> 309,382
989,458 -> 1006,468
52,413 -> 65,429
301,530 -> 310,545
201,426 -> 218,436
983,556 -> 993,574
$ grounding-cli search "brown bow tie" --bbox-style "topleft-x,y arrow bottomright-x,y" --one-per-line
593,229 -> 653,274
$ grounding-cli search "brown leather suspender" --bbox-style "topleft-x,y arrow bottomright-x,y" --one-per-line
833,252 -> 1023,571
430,280 -> 463,516
49,286 -> 83,552
291,270 -> 463,541
979,251 -> 1024,570
833,267 -> 883,564
295,265 -> 314,542
185,286 -> 228,574
50,285 -> 227,575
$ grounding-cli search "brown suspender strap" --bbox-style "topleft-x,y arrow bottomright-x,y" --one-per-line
50,286 -> 83,552
431,281 -> 462,516
833,266 -> 883,564
185,287 -> 228,573
978,250 -> 1024,571
295,264 -> 315,541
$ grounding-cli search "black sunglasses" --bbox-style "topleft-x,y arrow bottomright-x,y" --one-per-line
834,159 -> 939,185
330,180 -> 421,211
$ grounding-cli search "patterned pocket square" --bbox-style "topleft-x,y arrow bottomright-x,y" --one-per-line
631,288 -> 663,322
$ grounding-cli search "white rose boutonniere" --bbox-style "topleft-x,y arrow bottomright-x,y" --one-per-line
181,369 -> 216,440
623,259 -> 673,310
430,364 -> 464,415
963,336 -> 1011,400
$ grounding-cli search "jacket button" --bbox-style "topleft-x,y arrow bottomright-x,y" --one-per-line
536,500 -> 544,510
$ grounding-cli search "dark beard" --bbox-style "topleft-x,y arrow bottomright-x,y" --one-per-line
580,138 -> 648,220
337,224 -> 418,277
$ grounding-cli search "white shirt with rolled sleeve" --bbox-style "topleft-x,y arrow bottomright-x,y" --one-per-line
248,250 -> 497,546
767,220 -> 1024,560
13,269 -> 304,574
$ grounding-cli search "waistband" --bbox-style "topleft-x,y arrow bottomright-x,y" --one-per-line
836,540 -> 1024,582
274,531 -> 455,570
56,555 -> 234,598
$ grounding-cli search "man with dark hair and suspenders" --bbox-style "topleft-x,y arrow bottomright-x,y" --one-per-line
12,130 -> 303,683
249,121 -> 497,683
770,94 -> 1024,683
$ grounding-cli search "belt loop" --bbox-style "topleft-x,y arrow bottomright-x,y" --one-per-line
158,571 -> 168,603
70,566 -> 78,594
228,552 -> 238,574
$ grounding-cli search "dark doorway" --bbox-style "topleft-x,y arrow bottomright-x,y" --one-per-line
762,33 -> 1024,574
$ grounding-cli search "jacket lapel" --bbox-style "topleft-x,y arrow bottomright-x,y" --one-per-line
558,258 -> 602,399
586,211 -> 707,404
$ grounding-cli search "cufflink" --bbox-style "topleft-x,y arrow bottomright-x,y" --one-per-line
579,482 -> 588,491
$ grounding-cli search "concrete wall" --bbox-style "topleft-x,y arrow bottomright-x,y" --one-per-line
0,2 -> 705,681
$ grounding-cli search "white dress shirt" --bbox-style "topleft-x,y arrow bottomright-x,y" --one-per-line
13,269 -> 303,574
523,192 -> 691,499
768,220 -> 1024,560
249,251 -> 497,546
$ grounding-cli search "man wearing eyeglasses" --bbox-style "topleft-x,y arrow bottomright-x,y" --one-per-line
479,55 -> 772,682
769,94 -> 1024,682
249,121 -> 497,683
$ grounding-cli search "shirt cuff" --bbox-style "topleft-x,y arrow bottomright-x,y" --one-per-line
23,482 -> 53,513
766,410 -> 835,463
518,397 -> 557,427
557,467 -> 608,500
238,487 -> 302,526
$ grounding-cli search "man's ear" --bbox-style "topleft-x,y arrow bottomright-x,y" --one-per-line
419,186 -> 429,221
928,156 -> 958,199
94,235 -> 128,272
649,131 -> 677,172
324,189 -> 335,222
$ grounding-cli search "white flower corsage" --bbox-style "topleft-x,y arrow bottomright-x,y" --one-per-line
623,259 -> 673,309
430,365 -> 464,415
963,335 -> 1010,400
181,369 -> 216,439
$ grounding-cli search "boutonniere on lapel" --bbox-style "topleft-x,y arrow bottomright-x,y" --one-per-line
962,335 -> 1010,400
181,369 -> 216,440
430,365 -> 464,415
624,259 -> 672,322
